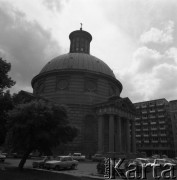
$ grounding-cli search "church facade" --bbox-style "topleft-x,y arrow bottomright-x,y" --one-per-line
31,28 -> 136,156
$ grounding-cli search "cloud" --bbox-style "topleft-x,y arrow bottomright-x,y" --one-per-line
119,45 -> 177,102
42,0 -> 67,11
0,3 -> 61,93
140,21 -> 174,44
132,47 -> 162,73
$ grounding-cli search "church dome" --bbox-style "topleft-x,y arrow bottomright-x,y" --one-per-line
32,27 -> 122,92
39,53 -> 115,78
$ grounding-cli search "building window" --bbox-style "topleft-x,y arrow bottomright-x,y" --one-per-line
37,80 -> 45,94
85,79 -> 97,92
57,79 -> 69,90
109,85 -> 116,96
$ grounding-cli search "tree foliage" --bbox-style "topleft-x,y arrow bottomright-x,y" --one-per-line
0,91 -> 13,145
0,58 -> 15,146
6,99 -> 78,170
0,58 -> 15,92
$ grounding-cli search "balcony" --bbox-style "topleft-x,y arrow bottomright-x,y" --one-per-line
143,134 -> 149,137
160,134 -> 167,137
135,117 -> 140,120
151,127 -> 157,130
158,115 -> 165,118
151,134 -> 158,137
136,106 -> 140,109
157,103 -> 164,106
161,140 -> 167,143
135,123 -> 141,125
159,121 -> 165,124
136,129 -> 141,131
143,128 -> 148,131
152,140 -> 158,143
150,122 -> 156,125
149,116 -> 156,119
136,135 -> 141,137
142,122 -> 148,125
144,140 -> 149,143
141,104 -> 147,108
159,127 -> 166,130
137,141 -> 141,143
149,104 -> 155,107
149,110 -> 156,113
157,109 -> 164,112
142,111 -> 147,114
142,117 -> 147,120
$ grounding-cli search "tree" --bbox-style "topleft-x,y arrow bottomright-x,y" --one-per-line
0,58 -> 15,92
6,99 -> 78,170
0,91 -> 13,145
0,58 -> 15,146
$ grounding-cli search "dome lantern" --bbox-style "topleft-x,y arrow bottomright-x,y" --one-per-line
69,24 -> 92,54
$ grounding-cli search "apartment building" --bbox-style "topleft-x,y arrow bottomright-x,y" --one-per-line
134,98 -> 174,157
169,100 -> 177,156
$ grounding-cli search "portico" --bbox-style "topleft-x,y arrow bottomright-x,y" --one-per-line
95,97 -> 136,154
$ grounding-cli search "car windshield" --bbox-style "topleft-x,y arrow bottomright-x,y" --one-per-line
55,157 -> 62,161
95,154 -> 102,157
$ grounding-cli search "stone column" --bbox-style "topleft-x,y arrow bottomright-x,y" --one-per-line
131,120 -> 136,153
126,119 -> 130,153
116,116 -> 122,153
98,115 -> 104,153
109,115 -> 114,152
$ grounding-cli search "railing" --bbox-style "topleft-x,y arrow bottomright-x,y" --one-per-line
149,104 -> 155,107
151,128 -> 157,130
143,128 -> 148,131
161,140 -> 167,143
143,134 -> 149,137
149,116 -> 156,119
158,115 -> 165,118
159,121 -> 165,124
152,140 -> 158,143
149,110 -> 155,113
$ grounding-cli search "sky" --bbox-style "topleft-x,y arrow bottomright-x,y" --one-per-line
0,0 -> 177,103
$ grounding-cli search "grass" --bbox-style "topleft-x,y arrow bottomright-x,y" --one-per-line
0,167 -> 81,180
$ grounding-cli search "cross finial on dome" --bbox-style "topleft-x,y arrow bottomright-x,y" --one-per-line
80,23 -> 82,30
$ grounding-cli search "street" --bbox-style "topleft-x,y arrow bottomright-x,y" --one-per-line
3,158 -> 99,178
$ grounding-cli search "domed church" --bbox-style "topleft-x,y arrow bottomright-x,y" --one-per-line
31,26 -> 136,156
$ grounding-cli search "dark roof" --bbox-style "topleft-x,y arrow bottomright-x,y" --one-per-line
39,53 -> 115,78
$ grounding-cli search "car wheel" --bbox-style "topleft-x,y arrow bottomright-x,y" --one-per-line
55,165 -> 60,171
71,164 -> 76,170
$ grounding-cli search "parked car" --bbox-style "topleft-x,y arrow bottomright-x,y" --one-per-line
130,158 -> 153,172
44,156 -> 78,170
72,153 -> 85,161
0,153 -> 6,162
91,154 -> 105,162
32,156 -> 53,168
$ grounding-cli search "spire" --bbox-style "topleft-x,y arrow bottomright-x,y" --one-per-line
69,25 -> 92,54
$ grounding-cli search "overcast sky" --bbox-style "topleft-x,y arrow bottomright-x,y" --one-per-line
0,0 -> 177,103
